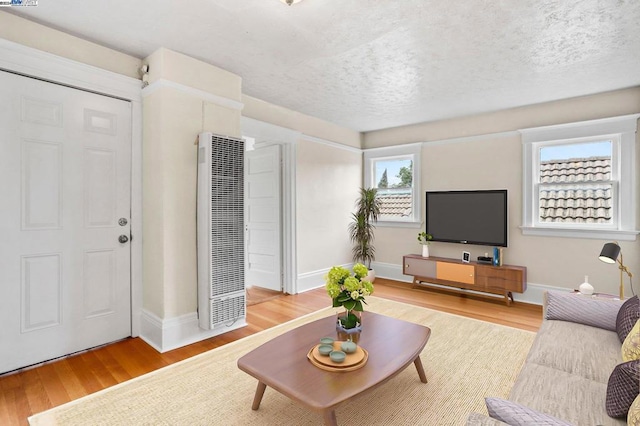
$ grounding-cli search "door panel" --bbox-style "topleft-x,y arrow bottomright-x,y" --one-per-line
245,145 -> 282,291
0,71 -> 132,374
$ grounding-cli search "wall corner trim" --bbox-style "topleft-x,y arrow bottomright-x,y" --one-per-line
139,309 -> 247,353
302,134 -> 363,154
142,78 -> 245,111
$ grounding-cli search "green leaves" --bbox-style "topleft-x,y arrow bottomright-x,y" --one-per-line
417,231 -> 433,245
332,291 -> 365,312
349,187 -> 381,268
326,264 -> 374,312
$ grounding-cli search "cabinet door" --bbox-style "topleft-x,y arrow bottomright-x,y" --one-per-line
436,262 -> 475,285
403,256 -> 436,278
476,266 -> 524,292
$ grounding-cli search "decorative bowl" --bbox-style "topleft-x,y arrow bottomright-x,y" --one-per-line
318,344 -> 333,356
320,337 -> 334,345
340,341 -> 357,354
329,350 -> 346,363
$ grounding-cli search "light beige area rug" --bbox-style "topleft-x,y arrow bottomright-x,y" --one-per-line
29,297 -> 536,425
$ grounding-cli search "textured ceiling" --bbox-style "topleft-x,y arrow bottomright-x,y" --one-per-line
8,0 -> 640,132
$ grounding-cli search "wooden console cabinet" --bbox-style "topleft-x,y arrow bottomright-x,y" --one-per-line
402,254 -> 526,306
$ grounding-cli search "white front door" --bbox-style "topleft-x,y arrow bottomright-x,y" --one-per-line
245,145 -> 282,291
0,71 -> 132,374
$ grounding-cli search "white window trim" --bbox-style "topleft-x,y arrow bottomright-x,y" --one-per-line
520,114 -> 639,241
364,143 -> 422,228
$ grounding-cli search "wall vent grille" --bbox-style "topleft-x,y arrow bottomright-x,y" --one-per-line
210,292 -> 246,328
197,133 -> 246,330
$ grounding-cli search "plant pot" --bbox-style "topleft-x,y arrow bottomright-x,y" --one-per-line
336,310 -> 362,343
365,269 -> 376,283
421,245 -> 429,257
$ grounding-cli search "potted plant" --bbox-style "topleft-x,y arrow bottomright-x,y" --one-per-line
325,263 -> 374,342
348,187 -> 381,281
417,231 -> 433,257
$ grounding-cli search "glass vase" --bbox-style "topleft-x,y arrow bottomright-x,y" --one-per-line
336,309 -> 362,343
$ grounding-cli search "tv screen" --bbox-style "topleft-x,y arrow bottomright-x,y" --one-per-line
425,190 -> 507,247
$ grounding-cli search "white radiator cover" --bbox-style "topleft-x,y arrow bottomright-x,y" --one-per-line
197,132 -> 247,331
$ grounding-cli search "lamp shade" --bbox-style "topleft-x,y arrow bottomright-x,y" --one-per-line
599,242 -> 621,264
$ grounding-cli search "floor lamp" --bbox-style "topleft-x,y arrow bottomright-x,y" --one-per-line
598,242 -> 633,300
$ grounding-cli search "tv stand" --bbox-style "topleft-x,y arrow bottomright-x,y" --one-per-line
402,255 -> 526,306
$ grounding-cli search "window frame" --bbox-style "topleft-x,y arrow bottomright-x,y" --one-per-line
364,143 -> 422,228
520,114 -> 639,241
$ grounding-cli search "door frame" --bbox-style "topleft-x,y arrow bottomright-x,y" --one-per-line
241,117 -> 298,294
0,39 -> 143,336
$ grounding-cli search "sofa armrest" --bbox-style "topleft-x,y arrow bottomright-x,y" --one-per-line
466,412 -> 509,426
544,290 -> 623,331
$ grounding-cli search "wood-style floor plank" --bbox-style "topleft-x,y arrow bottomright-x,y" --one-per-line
20,370 -> 50,419
34,364 -> 69,408
0,279 -> 542,425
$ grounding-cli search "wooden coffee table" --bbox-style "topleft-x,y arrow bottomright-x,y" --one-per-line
237,311 -> 431,425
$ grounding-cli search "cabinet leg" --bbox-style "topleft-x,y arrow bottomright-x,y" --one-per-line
504,292 -> 514,306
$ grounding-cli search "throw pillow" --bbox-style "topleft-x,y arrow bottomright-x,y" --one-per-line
629,394 -> 640,426
606,360 -> 640,418
545,290 -> 621,331
622,319 -> 640,362
485,397 -> 572,426
617,295 -> 640,343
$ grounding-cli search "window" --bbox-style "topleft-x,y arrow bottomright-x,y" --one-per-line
521,115 -> 639,240
538,139 -> 615,226
364,143 -> 421,226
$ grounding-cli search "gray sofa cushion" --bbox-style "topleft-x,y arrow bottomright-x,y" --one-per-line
526,319 -> 622,383
509,363 -> 627,426
485,398 -> 572,425
545,290 -> 622,331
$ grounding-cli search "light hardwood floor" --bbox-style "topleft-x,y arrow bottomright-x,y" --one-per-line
0,278 -> 542,425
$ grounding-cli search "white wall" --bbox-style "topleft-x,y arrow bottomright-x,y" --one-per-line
296,139 -> 362,273
242,95 -> 361,149
142,48 -> 243,320
242,95 -> 363,292
364,88 -> 640,300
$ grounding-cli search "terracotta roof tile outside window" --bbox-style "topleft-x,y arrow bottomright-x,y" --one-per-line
377,189 -> 412,218
538,157 -> 612,224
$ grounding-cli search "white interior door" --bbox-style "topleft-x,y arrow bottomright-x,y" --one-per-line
0,71 -> 132,374
245,145 -> 282,291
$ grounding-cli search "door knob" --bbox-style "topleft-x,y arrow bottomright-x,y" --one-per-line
118,235 -> 129,243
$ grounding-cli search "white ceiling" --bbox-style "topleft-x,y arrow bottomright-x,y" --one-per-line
8,0 -> 640,132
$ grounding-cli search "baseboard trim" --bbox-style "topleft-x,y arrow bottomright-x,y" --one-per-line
371,260 -> 569,306
297,263 -> 354,293
139,309 -> 247,353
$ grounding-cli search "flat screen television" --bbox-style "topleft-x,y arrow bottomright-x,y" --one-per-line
425,190 -> 508,247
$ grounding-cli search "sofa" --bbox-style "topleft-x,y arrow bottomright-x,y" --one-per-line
467,290 -> 640,426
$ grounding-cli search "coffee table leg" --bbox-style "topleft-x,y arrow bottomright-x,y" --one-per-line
251,381 -> 267,410
414,356 -> 428,383
322,409 -> 338,426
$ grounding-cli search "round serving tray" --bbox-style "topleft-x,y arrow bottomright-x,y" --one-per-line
307,341 -> 368,372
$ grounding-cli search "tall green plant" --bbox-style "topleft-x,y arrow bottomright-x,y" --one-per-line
348,187 -> 381,269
